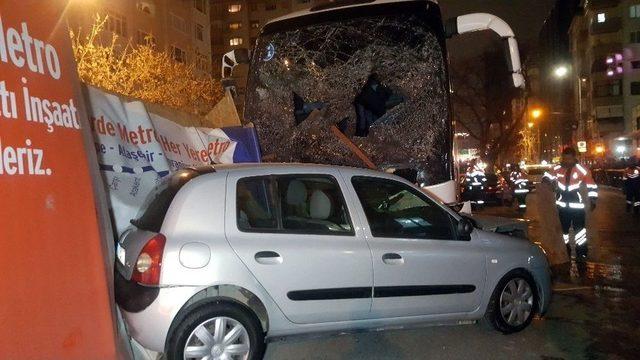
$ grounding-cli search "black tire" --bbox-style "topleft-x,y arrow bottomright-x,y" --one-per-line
482,269 -> 538,334
166,301 -> 266,360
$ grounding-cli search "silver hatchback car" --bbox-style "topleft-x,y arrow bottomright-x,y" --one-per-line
115,164 -> 551,360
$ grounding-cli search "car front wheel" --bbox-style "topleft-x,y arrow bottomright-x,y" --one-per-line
166,302 -> 265,360
483,270 -> 537,334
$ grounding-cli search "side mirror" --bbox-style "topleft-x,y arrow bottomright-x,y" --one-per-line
221,48 -> 250,79
457,217 -> 475,239
448,202 -> 464,213
445,13 -> 525,89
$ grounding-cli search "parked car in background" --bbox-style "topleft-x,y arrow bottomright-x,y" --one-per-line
485,173 -> 511,205
524,164 -> 553,186
459,173 -> 511,206
115,164 -> 551,360
592,168 -> 625,189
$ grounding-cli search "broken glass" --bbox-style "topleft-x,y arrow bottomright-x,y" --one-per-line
245,10 -> 452,185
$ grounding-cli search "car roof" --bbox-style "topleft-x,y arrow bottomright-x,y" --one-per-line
211,162 -> 391,178
206,163 -> 431,186
266,0 -> 437,25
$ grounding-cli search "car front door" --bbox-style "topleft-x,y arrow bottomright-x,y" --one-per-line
225,169 -> 373,324
347,175 -> 486,318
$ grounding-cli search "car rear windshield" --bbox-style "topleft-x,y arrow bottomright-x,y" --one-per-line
526,168 -> 547,175
130,168 -> 213,232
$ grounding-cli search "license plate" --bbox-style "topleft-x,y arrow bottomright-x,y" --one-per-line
116,243 -> 126,265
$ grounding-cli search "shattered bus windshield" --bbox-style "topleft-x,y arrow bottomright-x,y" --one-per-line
245,2 -> 452,185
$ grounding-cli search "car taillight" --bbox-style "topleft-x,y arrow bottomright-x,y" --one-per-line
132,233 -> 166,286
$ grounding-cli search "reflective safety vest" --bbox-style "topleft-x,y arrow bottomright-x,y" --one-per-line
623,166 -> 640,181
510,171 -> 530,194
465,166 -> 487,188
543,164 -> 598,209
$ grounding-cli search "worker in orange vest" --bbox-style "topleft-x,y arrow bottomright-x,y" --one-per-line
462,159 -> 488,207
509,164 -> 530,212
543,147 -> 598,260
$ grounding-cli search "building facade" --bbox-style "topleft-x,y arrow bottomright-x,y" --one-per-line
210,0 -> 324,99
210,0 -> 324,76
67,0 -> 213,77
534,0 -> 580,163
570,0 -> 640,159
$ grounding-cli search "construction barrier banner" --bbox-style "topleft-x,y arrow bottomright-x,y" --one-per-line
85,85 -> 262,235
0,1 -> 118,358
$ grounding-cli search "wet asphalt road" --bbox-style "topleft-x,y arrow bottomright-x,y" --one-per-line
264,188 -> 640,360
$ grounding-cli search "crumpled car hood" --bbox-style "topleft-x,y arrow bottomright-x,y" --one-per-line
467,214 -> 528,239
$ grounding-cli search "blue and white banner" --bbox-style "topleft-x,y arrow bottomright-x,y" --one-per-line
85,85 -> 261,235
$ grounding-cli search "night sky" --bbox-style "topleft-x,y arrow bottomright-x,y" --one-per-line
441,0 -> 557,62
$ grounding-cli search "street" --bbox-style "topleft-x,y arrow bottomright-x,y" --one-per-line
264,187 -> 640,359
7,1 -> 640,359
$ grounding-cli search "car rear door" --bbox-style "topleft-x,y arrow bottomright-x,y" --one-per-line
347,175 -> 486,318
225,168 -> 373,324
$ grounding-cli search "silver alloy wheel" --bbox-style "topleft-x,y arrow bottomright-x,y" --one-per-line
183,316 -> 251,360
499,278 -> 534,327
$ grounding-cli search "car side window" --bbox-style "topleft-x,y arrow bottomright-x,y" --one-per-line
351,176 -> 455,240
236,175 -> 354,236
277,175 -> 353,235
237,177 -> 278,231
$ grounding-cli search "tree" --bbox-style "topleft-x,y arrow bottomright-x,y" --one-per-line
520,125 -> 537,163
70,16 -> 223,115
451,49 -> 528,167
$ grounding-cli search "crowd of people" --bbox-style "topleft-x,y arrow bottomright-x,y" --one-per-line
460,149 -> 640,263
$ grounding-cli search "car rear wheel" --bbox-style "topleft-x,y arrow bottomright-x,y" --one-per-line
483,270 -> 537,334
166,302 -> 265,360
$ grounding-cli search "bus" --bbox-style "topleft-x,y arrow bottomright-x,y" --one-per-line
222,0 -> 524,203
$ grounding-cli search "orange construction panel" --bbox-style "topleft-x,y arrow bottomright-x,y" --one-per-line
0,1 -> 119,358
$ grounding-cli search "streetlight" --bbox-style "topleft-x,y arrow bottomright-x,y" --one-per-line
531,108 -> 542,119
552,65 -> 589,160
528,108 -> 544,163
553,65 -> 569,78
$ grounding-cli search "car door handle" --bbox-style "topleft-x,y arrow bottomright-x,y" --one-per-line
382,253 -> 404,265
254,251 -> 283,265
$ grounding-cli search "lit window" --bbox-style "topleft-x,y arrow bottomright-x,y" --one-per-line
195,23 -> 204,41
229,22 -> 242,30
631,5 -> 640,18
597,13 -> 606,23
228,4 -> 242,13
229,37 -> 243,46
